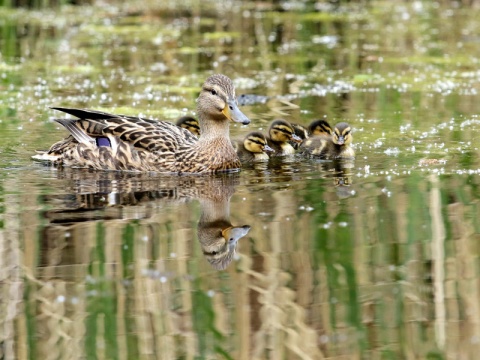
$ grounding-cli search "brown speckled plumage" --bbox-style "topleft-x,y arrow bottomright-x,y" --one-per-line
33,74 -> 250,174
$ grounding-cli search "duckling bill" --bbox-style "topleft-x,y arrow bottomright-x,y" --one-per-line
33,74 -> 250,174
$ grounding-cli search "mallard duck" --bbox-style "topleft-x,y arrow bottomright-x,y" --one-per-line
176,116 -> 200,136
266,119 -> 302,156
299,122 -> 355,159
235,131 -> 274,162
33,74 -> 250,174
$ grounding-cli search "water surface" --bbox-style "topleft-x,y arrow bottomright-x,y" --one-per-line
1,1 -> 480,359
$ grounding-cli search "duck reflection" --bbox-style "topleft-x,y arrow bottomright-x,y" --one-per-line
40,168 -> 250,270
317,159 -> 354,198
197,194 -> 251,270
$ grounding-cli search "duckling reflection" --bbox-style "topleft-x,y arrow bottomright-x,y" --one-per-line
318,159 -> 355,199
38,168 -> 250,270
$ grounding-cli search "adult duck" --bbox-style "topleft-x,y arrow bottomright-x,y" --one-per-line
33,74 -> 250,174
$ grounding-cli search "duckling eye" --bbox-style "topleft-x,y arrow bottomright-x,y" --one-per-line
211,89 -> 217,96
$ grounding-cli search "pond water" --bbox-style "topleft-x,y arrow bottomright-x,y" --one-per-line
1,1 -> 480,359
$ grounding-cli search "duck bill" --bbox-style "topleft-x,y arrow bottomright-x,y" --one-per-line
291,133 -> 303,143
263,144 -> 275,153
337,136 -> 345,145
221,225 -> 251,245
222,100 -> 250,125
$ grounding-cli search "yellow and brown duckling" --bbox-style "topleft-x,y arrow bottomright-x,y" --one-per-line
33,74 -> 250,174
266,119 -> 302,156
289,119 -> 332,149
176,115 -> 200,137
235,131 -> 274,162
308,119 -> 333,136
299,122 -> 355,159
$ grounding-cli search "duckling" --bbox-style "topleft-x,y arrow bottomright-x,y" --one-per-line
308,119 -> 332,136
176,116 -> 200,136
289,119 -> 332,149
33,74 -> 250,174
235,131 -> 274,162
289,123 -> 309,149
299,122 -> 355,159
266,119 -> 302,156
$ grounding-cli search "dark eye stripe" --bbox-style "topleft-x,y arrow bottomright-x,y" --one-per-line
275,127 -> 293,135
249,138 -> 265,145
188,123 -> 200,129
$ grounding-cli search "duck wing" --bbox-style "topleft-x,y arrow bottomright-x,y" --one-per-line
51,107 -> 198,153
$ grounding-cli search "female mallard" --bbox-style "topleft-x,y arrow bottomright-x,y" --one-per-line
33,74 -> 250,174
235,131 -> 274,162
299,122 -> 355,159
266,119 -> 302,156
176,115 -> 200,136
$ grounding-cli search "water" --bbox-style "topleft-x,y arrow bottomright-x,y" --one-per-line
1,1 -> 480,359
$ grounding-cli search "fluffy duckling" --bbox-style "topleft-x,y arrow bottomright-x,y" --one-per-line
266,119 -> 302,156
289,119 -> 332,149
308,119 -> 332,136
291,123 -> 309,142
299,122 -> 355,159
33,74 -> 250,174
176,116 -> 200,136
235,131 -> 274,162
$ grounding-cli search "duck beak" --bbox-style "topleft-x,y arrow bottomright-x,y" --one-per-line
223,99 -> 250,125
337,136 -> 345,145
263,144 -> 275,153
291,133 -> 302,143
221,225 -> 251,245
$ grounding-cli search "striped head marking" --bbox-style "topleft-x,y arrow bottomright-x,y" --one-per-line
244,131 -> 274,154
269,119 -> 301,142
309,119 -> 332,136
333,122 -> 353,146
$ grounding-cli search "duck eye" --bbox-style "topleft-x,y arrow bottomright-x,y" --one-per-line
211,89 -> 217,96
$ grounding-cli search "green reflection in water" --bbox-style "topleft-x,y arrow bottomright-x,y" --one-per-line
86,222 -> 118,360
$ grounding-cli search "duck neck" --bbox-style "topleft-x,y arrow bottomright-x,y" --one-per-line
198,116 -> 231,142
199,196 -> 231,224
